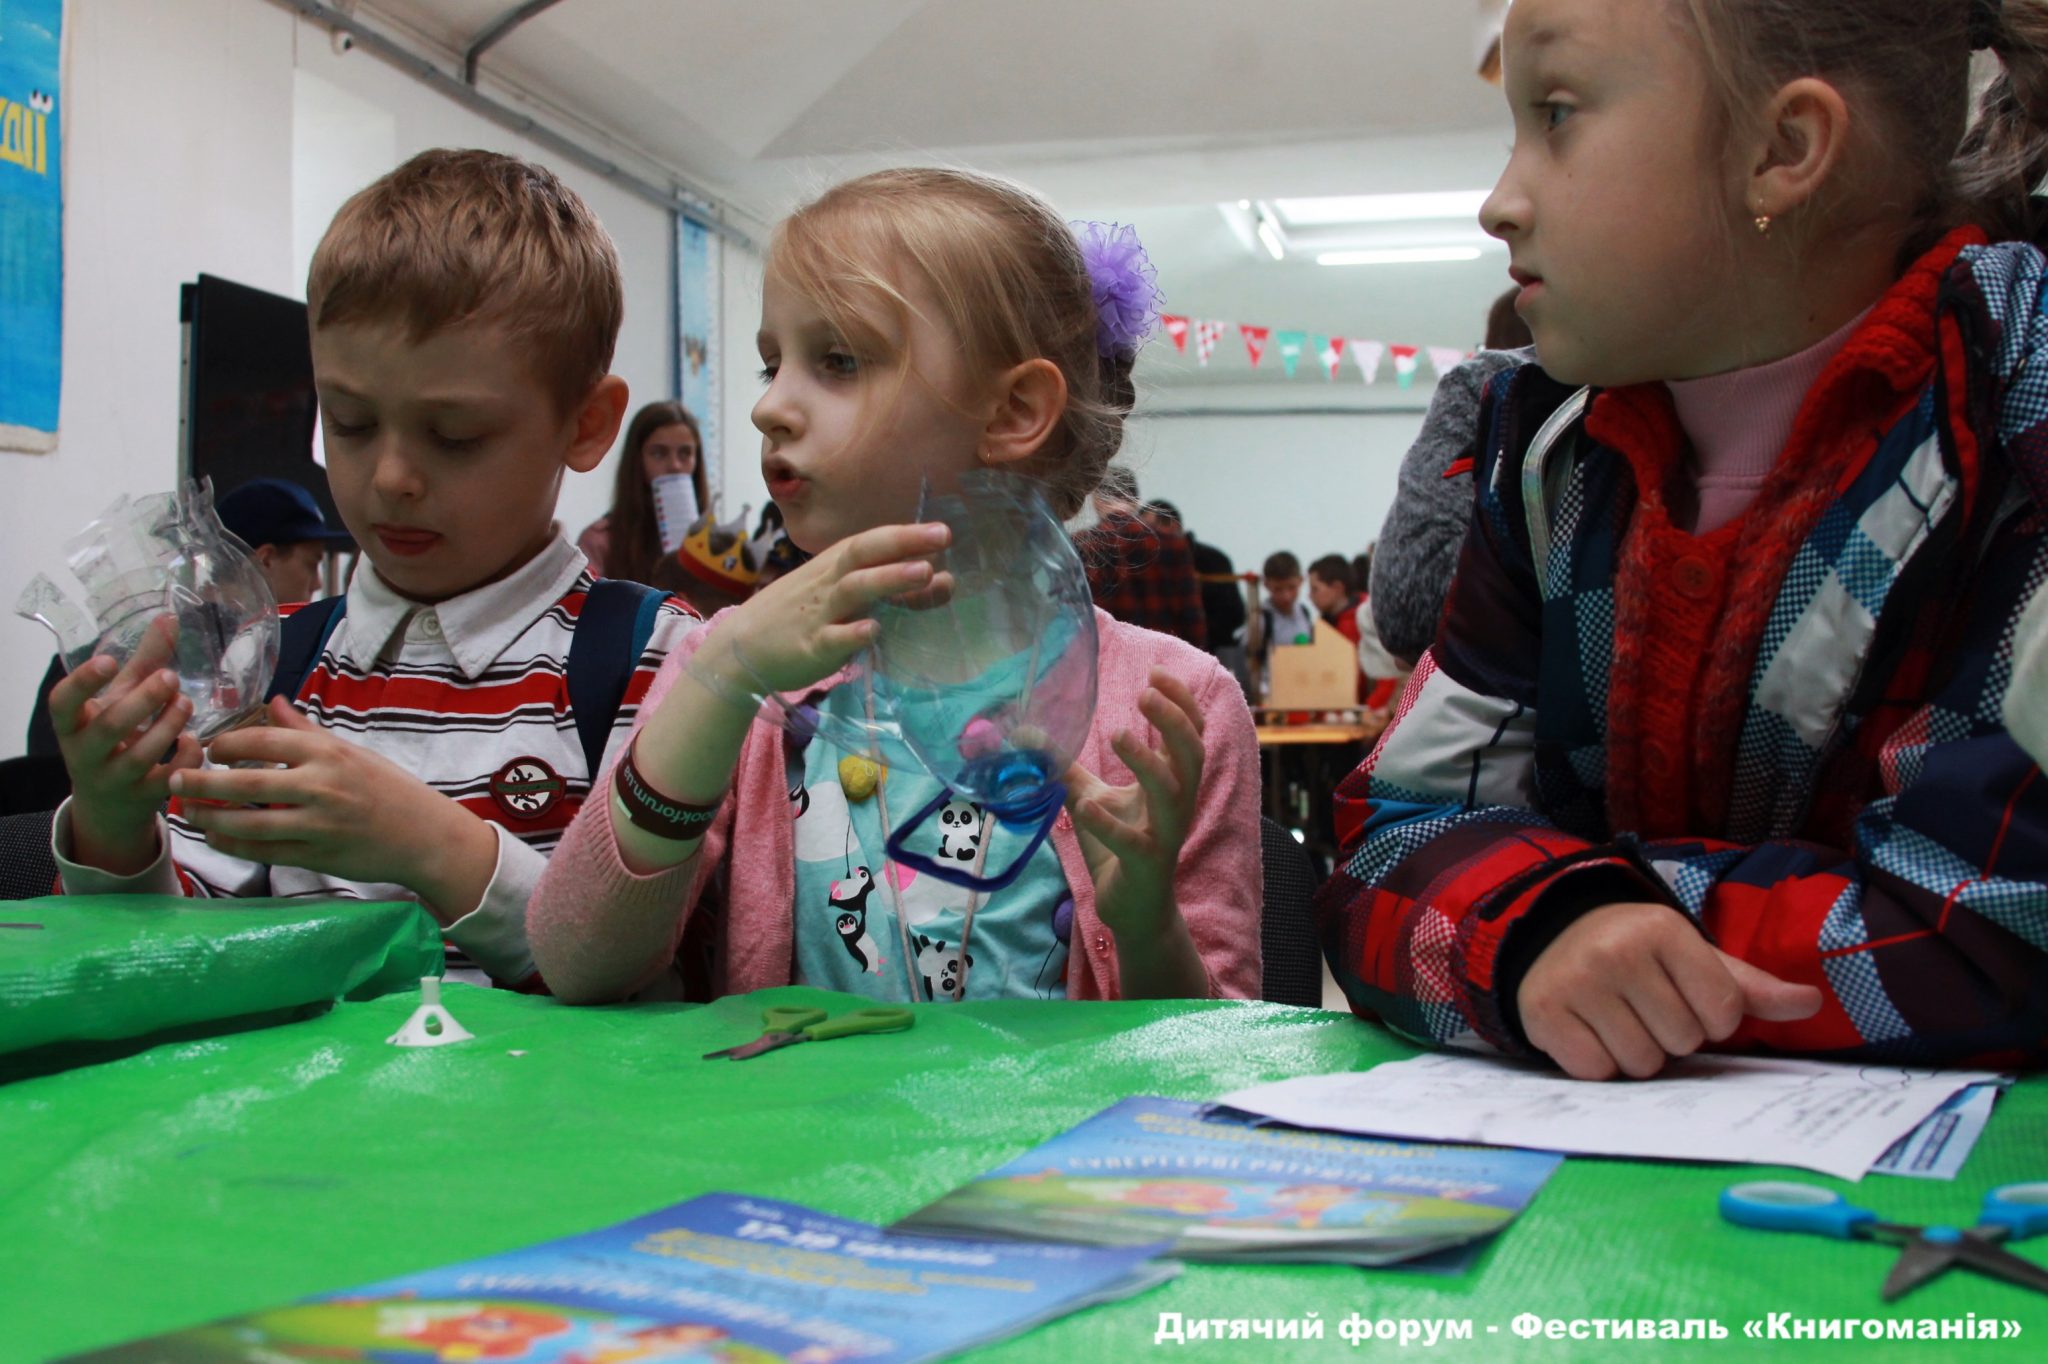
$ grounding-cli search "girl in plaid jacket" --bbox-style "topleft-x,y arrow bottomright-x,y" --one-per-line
1319,0 -> 2048,1078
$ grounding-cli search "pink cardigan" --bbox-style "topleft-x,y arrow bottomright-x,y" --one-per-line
527,609 -> 1264,1003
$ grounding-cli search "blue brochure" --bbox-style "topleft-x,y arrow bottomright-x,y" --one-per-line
71,1192 -> 1176,1363
896,1096 -> 1562,1265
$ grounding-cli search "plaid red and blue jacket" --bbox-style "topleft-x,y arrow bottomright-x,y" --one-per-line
1076,511 -> 1208,649
1316,231 -> 2048,1069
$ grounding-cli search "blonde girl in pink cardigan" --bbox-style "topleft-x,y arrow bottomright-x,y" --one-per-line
527,169 -> 1261,1005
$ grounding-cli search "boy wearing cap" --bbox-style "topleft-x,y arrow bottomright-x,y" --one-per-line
45,150 -> 697,990
216,477 -> 355,606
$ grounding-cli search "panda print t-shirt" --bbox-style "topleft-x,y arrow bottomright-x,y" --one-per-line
787,682 -> 1074,1002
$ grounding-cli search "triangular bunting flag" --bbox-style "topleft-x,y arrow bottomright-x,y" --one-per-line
1240,324 -> 1271,369
1348,339 -> 1384,384
1276,330 -> 1306,378
1427,346 -> 1469,381
1316,334 -> 1346,380
1161,314 -> 1189,353
1194,319 -> 1227,366
1390,344 -> 1421,389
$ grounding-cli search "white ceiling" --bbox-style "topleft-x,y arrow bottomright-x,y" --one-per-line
358,0 -> 1519,381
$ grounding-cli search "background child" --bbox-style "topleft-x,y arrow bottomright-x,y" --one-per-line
216,478 -> 355,606
1305,554 -> 1362,645
1074,468 -> 1207,648
1252,551 -> 1317,669
575,400 -> 711,592
1320,0 -> 2048,1077
528,168 -> 1261,1005
1143,500 -> 1246,660
45,149 -> 695,989
1307,553 -> 1399,720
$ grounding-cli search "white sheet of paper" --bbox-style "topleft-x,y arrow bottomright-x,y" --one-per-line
1218,1054 -> 2007,1182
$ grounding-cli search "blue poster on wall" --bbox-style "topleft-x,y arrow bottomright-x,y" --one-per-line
0,0 -> 62,452
676,215 -> 720,502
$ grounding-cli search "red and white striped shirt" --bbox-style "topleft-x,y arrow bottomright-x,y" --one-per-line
53,533 -> 699,988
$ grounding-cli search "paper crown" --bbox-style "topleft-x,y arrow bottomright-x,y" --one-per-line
676,508 -> 761,595
748,519 -> 806,578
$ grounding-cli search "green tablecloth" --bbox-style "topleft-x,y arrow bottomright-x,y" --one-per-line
4,981 -> 2044,1362
0,895 -> 442,1063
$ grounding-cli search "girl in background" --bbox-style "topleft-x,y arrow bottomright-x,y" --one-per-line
577,400 -> 710,591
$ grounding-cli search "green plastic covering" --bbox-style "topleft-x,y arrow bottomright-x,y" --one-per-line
0,895 -> 442,1060
4,979 -> 2043,1362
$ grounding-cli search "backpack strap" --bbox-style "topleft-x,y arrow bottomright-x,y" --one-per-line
267,595 -> 348,704
1518,384 -> 1593,594
566,578 -> 670,778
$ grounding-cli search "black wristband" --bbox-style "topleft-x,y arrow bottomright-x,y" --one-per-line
613,741 -> 721,841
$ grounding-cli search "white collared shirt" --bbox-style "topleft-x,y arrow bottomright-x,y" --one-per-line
53,532 -> 698,986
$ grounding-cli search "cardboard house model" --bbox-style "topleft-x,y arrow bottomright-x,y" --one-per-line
1263,621 -> 1361,712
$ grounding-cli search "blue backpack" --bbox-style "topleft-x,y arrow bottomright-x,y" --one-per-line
265,579 -> 670,778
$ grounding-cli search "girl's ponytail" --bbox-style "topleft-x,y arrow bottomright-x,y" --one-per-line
1953,2 -> 2048,243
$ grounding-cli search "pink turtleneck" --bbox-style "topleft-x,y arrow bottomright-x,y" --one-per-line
1666,309 -> 1871,534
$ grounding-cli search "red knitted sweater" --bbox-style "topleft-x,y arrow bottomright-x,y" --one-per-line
1594,230 -> 1977,838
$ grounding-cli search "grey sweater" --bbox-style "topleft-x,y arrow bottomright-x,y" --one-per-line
1370,348 -> 1530,663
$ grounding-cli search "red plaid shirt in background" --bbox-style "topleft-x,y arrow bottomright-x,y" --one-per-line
1074,510 -> 1207,648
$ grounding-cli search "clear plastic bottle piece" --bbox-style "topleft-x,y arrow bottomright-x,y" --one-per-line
15,479 -> 281,741
695,470 -> 1100,891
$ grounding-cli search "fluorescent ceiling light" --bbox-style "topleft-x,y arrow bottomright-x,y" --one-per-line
1275,191 -> 1493,226
1317,246 -> 1485,266
1255,218 -> 1286,261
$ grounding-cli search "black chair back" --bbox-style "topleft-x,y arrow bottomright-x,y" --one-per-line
0,810 -> 58,901
0,754 -> 70,816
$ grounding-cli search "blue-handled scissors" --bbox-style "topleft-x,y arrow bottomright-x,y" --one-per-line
1721,1181 -> 2048,1301
702,1005 -> 914,1061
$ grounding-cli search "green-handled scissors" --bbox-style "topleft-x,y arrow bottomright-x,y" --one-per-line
1721,1181 -> 2048,1301
702,1005 -> 914,1061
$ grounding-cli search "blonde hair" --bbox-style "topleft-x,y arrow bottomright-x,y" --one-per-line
307,148 -> 623,414
1671,0 -> 2048,254
767,168 -> 1132,519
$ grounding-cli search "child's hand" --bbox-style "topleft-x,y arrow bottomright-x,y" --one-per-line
1517,901 -> 1824,1080
1360,704 -> 1392,743
1063,669 -> 1206,938
691,522 -> 951,702
170,696 -> 499,921
48,616 -> 202,873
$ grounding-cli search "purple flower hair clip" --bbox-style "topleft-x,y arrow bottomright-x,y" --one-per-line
1071,220 -> 1163,359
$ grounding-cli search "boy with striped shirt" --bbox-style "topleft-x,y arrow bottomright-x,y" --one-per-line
45,150 -> 696,989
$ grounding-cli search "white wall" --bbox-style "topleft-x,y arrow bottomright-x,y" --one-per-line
0,0 -> 760,754
716,244 -> 769,526
2,0 -> 295,755
1116,383 -> 1433,581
